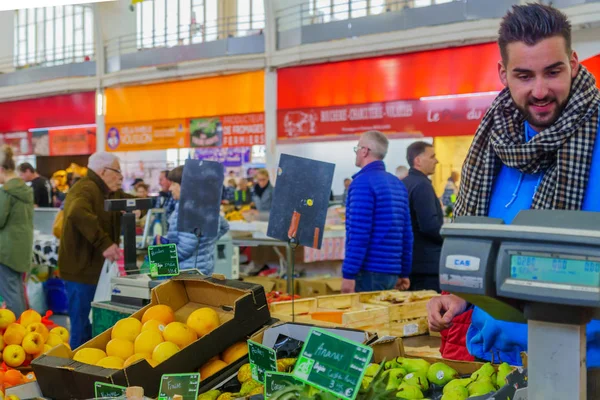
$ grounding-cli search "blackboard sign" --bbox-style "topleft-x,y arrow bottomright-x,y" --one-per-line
94,382 -> 126,399
248,340 -> 278,383
293,328 -> 372,400
158,373 -> 200,400
267,154 -> 335,249
148,244 -> 179,277
264,371 -> 305,398
177,159 -> 224,238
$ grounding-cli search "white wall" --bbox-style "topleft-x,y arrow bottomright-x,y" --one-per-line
0,11 -> 14,72
276,137 -> 432,195
573,27 -> 600,61
97,0 -> 137,56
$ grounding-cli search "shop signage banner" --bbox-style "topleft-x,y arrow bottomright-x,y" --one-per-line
106,113 -> 265,152
32,126 -> 96,156
106,120 -> 190,152
0,131 -> 33,156
277,95 -> 496,141
190,113 -> 265,148
194,147 -> 251,167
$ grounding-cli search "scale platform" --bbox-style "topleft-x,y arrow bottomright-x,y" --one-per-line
110,275 -> 162,307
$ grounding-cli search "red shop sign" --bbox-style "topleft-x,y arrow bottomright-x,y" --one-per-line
0,132 -> 33,156
277,94 -> 496,141
221,113 -> 265,148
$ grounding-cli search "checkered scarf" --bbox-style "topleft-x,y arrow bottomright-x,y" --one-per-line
454,66 -> 600,217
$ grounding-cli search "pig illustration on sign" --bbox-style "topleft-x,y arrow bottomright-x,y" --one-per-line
283,111 -> 318,136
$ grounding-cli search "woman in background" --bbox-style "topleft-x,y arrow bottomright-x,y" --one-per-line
252,169 -> 274,212
165,166 -> 229,274
0,146 -> 34,315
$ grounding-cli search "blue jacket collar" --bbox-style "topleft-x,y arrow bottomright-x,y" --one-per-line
353,160 -> 386,179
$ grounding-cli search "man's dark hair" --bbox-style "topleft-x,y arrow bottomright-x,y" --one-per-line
18,162 -> 35,173
406,141 -> 433,168
161,170 -> 170,177
168,166 -> 183,185
498,3 -> 571,64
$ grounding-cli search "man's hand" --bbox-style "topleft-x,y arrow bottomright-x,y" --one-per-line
341,278 -> 356,294
427,294 -> 468,332
395,277 -> 410,291
102,244 -> 121,262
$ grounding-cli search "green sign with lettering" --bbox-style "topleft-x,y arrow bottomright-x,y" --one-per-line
94,382 -> 126,399
158,373 -> 200,400
292,328 -> 372,400
148,244 -> 179,277
264,371 -> 305,398
248,339 -> 278,383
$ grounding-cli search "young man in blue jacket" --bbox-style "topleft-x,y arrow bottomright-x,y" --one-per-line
427,3 -> 600,367
341,130 -> 413,293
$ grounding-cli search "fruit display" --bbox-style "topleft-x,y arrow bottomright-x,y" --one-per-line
70,305 -> 222,369
0,309 -> 69,369
362,291 -> 439,306
268,358 -> 513,400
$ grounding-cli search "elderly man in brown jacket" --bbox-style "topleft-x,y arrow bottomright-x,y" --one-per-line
58,152 -> 131,348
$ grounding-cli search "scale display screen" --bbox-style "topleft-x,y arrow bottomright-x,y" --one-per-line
511,254 -> 600,287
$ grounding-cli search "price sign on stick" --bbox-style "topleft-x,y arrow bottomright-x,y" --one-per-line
94,382 -> 126,399
158,373 -> 200,400
248,340 -> 278,383
148,243 -> 179,277
293,328 -> 373,400
264,371 -> 305,398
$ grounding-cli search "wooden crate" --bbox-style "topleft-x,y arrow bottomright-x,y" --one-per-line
269,296 -> 389,329
376,317 -> 429,338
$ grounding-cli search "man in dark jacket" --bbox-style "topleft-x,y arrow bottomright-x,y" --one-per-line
58,152 -> 130,348
341,130 -> 413,293
402,141 -> 443,292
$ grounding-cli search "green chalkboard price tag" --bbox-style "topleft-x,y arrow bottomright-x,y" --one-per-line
292,328 -> 373,400
248,339 -> 278,383
158,373 -> 200,400
264,371 -> 305,398
148,244 -> 179,277
94,382 -> 126,399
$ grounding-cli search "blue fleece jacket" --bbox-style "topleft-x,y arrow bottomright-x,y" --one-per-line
342,161 -> 413,279
467,119 -> 600,367
165,202 -> 230,274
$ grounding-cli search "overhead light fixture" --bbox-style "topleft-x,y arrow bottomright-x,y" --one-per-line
0,0 -> 116,11
420,91 -> 500,101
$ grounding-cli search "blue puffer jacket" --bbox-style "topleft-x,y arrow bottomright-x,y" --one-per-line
166,202 -> 230,274
342,161 -> 413,279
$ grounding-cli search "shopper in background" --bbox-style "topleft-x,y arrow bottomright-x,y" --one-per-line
395,165 -> 409,180
58,152 -> 130,348
129,178 -> 144,196
164,166 -> 230,273
427,3 -> 600,367
252,169 -> 274,212
154,170 -> 176,222
0,146 -> 33,316
441,171 -> 459,207
341,178 -> 351,206
18,163 -> 52,208
234,178 -> 252,207
134,181 -> 149,198
222,179 -> 236,204
402,141 -> 443,292
342,131 -> 413,293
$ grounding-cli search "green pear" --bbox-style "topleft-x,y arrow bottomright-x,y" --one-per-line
496,362 -> 512,388
397,358 -> 431,374
385,359 -> 402,370
468,377 -> 496,397
427,362 -> 459,386
365,363 -> 381,377
197,390 -> 221,400
403,371 -> 429,392
396,383 -> 424,399
361,376 -> 373,390
441,386 -> 469,400
383,368 -> 407,391
470,362 -> 495,381
443,378 -> 474,394
239,380 -> 262,396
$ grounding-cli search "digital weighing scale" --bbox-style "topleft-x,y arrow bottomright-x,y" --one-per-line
440,210 -> 600,400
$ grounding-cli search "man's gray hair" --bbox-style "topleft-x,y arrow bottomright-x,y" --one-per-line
88,152 -> 118,173
363,130 -> 389,160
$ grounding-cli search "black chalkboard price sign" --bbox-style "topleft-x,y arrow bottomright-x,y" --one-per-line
148,243 -> 180,277
94,382 -> 126,399
158,373 -> 200,400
